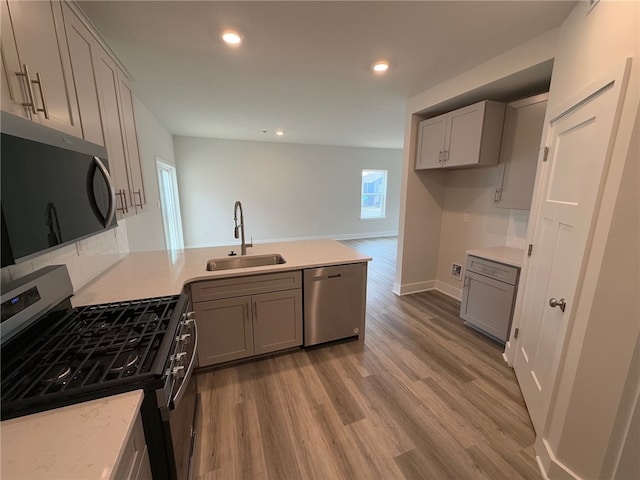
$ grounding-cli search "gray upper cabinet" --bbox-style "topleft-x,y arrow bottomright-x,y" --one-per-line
415,100 -> 505,170
494,93 -> 548,210
61,2 -> 105,146
1,0 -> 81,136
415,113 -> 448,169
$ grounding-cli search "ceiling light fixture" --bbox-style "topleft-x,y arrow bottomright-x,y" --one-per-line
275,130 -> 285,136
372,61 -> 389,74
222,30 -> 242,46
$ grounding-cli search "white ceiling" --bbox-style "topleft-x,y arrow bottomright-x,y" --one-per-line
78,1 -> 576,149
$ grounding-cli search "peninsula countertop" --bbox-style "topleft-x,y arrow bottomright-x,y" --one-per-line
72,239 -> 371,306
1,390 -> 144,480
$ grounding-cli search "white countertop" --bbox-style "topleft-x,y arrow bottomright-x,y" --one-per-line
72,239 -> 371,306
466,246 -> 525,268
1,390 -> 144,480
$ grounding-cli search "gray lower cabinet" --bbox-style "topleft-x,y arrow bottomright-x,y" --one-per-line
192,271 -> 302,367
460,255 -> 520,344
113,413 -> 152,480
194,295 -> 254,365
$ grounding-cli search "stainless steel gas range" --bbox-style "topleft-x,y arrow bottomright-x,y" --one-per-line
1,265 -> 199,480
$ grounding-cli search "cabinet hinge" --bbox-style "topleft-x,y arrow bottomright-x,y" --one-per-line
494,189 -> 502,202
542,146 -> 549,162
528,244 -> 533,256
514,327 -> 519,339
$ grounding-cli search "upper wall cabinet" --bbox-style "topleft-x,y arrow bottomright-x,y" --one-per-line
1,0 -> 81,136
415,100 -> 505,170
61,2 -> 105,146
1,1 -> 147,220
494,93 -> 548,210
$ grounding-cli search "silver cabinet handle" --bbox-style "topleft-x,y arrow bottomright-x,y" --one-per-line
15,64 -> 37,114
549,297 -> 567,312
133,189 -> 143,208
32,72 -> 49,119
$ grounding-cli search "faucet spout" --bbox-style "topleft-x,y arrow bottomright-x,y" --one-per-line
233,201 -> 252,255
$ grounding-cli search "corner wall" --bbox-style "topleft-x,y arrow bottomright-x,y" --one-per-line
173,136 -> 402,248
125,97 -> 177,252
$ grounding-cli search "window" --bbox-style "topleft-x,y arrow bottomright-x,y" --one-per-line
360,169 -> 387,219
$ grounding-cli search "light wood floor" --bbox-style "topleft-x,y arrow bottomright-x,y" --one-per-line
193,237 -> 538,480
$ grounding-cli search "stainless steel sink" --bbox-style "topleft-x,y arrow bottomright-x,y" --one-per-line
206,254 -> 286,271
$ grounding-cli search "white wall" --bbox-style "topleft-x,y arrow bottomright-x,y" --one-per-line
0,224 -> 129,293
125,97 -> 177,252
530,1 -> 640,477
173,136 -> 401,248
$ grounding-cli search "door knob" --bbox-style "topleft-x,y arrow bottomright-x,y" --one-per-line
549,297 -> 567,312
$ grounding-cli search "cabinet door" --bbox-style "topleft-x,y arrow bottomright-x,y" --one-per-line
253,289 -> 302,355
495,95 -> 547,209
445,102 -> 486,167
195,296 -> 254,366
415,113 -> 447,170
460,271 -> 515,342
95,50 -> 132,217
117,71 -> 146,213
3,0 -> 81,136
1,0 -> 28,118
62,3 -> 105,146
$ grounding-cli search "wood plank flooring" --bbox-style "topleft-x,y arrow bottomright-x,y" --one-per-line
193,237 -> 538,479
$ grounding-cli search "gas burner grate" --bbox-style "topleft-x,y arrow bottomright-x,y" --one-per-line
1,295 -> 183,407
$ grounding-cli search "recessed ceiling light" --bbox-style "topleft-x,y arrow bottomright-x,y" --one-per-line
275,130 -> 285,136
372,61 -> 389,74
222,30 -> 242,46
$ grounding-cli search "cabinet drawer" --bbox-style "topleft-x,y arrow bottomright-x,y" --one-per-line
465,256 -> 519,285
192,271 -> 302,302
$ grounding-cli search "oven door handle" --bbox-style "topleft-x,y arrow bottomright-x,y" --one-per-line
171,318 -> 198,409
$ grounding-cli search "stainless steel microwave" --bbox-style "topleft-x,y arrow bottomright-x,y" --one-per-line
1,112 -> 116,268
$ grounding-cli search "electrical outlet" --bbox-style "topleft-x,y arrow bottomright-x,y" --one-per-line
451,263 -> 462,280
462,213 -> 470,223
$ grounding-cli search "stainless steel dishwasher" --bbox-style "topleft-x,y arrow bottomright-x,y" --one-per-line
303,263 -> 367,346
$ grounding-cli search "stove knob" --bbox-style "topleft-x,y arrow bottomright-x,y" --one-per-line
176,333 -> 191,344
172,365 -> 185,378
171,352 -> 187,362
182,311 -> 196,326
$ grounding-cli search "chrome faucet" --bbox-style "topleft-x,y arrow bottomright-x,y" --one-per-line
233,201 -> 252,255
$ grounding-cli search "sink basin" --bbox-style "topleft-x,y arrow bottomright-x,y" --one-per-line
206,254 -> 286,271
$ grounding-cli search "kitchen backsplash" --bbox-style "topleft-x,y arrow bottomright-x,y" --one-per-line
1,221 -> 130,293
506,210 -> 530,249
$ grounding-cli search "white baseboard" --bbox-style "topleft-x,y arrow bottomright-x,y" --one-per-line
537,437 -> 582,480
392,280 -> 435,296
434,280 -> 462,301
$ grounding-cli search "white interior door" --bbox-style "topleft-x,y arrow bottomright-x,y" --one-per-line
513,61 -> 631,432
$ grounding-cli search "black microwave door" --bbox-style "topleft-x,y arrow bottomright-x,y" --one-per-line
1,133 -> 116,262
1,208 -> 15,268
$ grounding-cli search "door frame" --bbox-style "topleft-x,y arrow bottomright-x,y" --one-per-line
505,58 -> 633,369
155,157 -> 185,251
507,57 -> 632,444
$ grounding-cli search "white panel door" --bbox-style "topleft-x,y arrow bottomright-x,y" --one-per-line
513,61 -> 631,432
